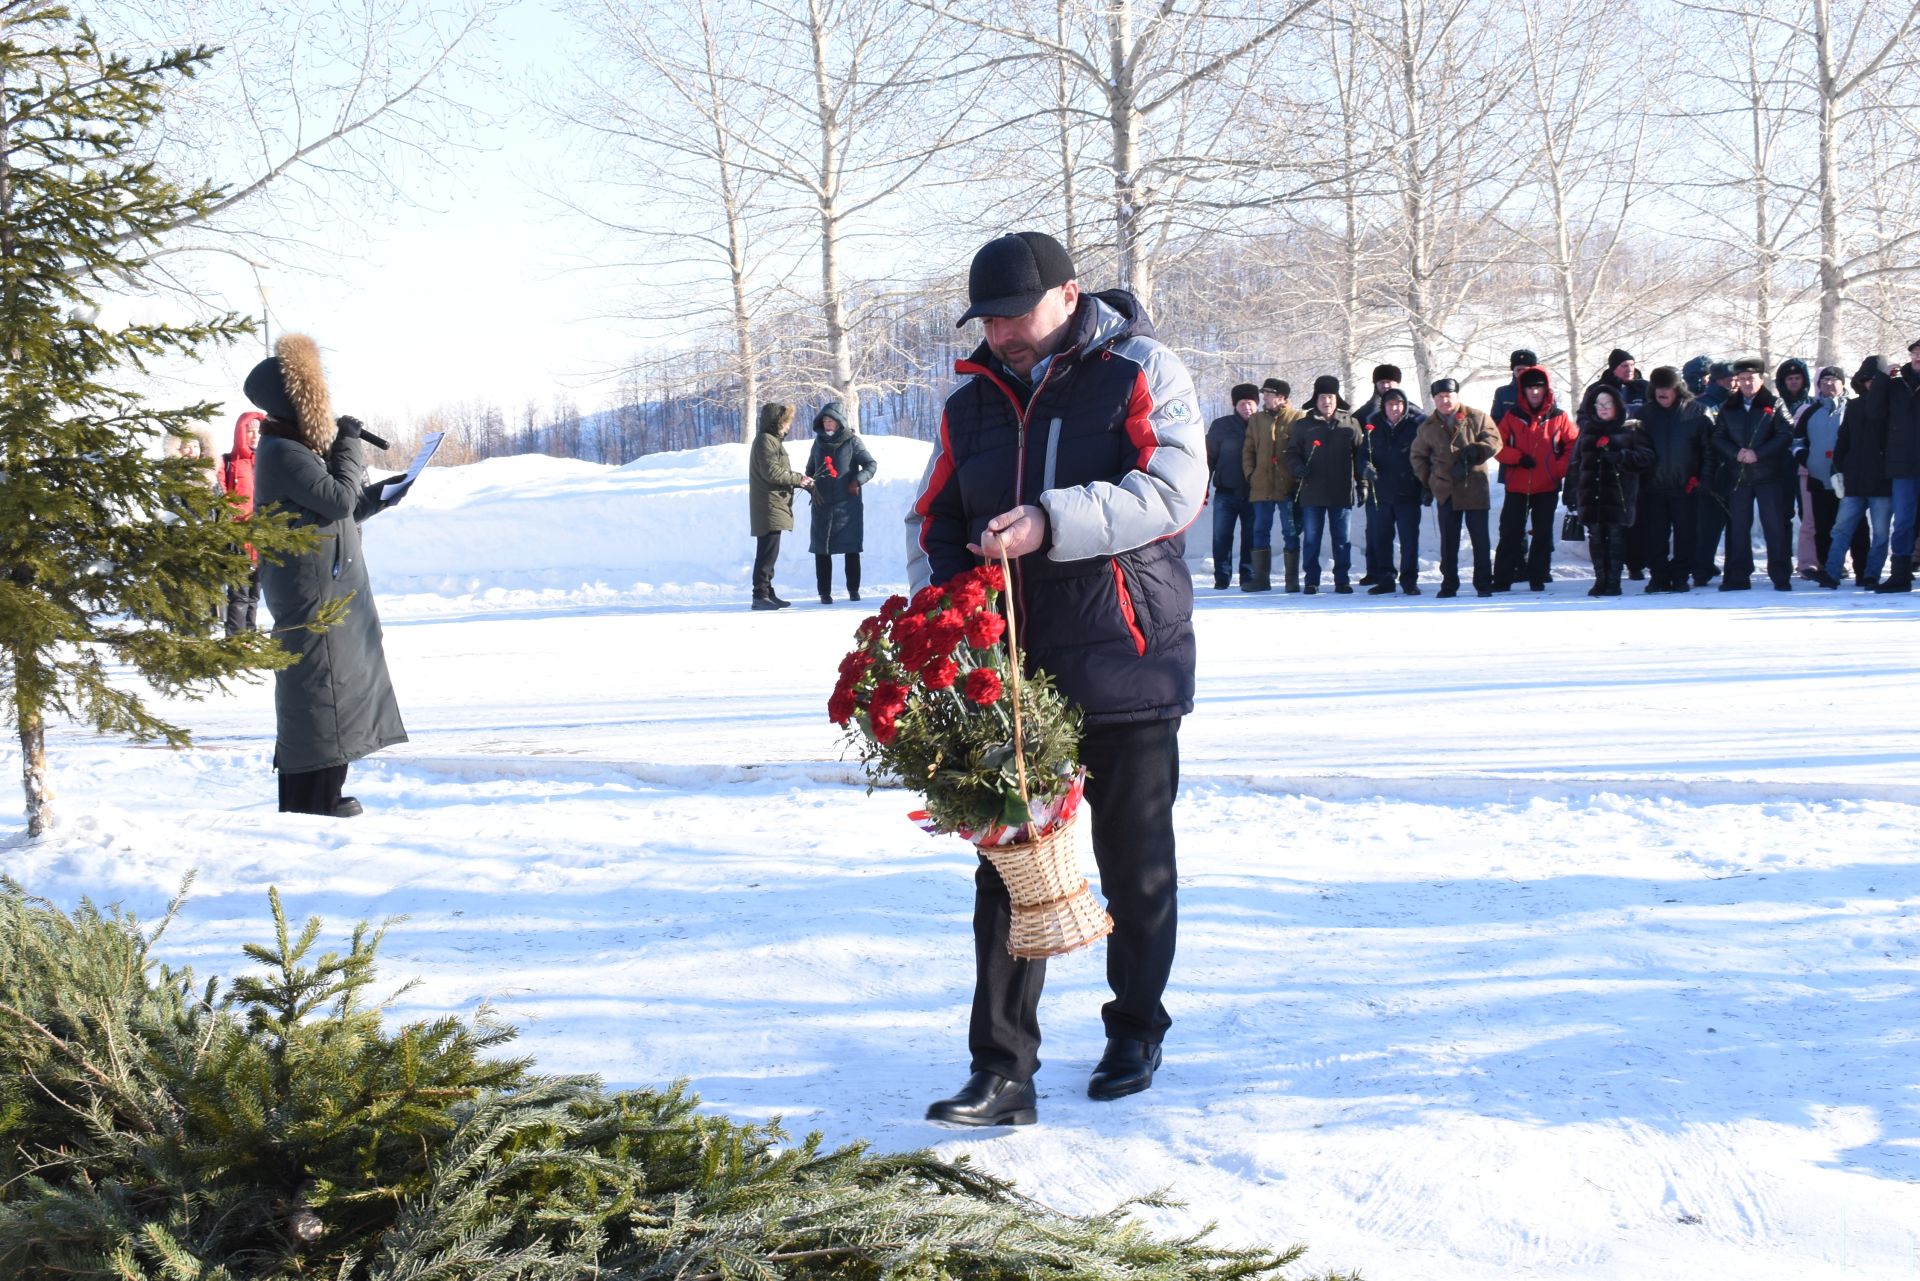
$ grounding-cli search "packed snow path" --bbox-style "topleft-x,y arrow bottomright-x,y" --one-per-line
10,589 -> 1919,1280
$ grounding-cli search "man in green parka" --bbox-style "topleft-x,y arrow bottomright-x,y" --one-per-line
749,402 -> 812,610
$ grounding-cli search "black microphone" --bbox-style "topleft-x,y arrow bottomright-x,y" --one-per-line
338,416 -> 391,450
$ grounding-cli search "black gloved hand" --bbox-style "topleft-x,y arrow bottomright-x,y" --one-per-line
335,415 -> 365,441
1518,452 -> 1536,468
1465,444 -> 1495,465
1363,463 -> 1380,484
380,474 -> 409,505
1421,490 -> 1435,507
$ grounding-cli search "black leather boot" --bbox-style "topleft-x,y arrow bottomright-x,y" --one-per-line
925,1071 -> 1037,1126
1087,1038 -> 1163,1101
1874,554 -> 1913,593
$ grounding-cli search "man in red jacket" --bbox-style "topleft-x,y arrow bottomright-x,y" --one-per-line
221,411 -> 264,635
1492,366 -> 1577,591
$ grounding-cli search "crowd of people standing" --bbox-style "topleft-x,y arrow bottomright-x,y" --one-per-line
1205,344 -> 1920,598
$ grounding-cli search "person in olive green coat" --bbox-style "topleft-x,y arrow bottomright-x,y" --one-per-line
749,402 -> 813,609
1239,379 -> 1305,591
1411,378 -> 1502,597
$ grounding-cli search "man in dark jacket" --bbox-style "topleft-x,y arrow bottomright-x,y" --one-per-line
1710,357 -> 1795,590
1796,366 -> 1869,588
1353,363 -> 1403,586
1286,375 -> 1367,594
1634,367 -> 1708,593
1490,348 -> 1539,427
1823,357 -> 1896,587
1577,348 -> 1650,431
1361,388 -> 1427,594
1852,338 -> 1920,591
1698,361 -> 1735,412
907,231 -> 1204,1126
1205,384 -> 1258,588
1491,365 -> 1576,591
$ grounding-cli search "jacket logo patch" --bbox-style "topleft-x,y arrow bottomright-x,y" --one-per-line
1164,400 -> 1192,421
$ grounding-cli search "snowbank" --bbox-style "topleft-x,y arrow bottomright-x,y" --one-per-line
367,438 -> 934,613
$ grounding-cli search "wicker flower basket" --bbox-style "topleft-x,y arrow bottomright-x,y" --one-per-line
973,544 -> 1112,960
979,810 -> 1112,959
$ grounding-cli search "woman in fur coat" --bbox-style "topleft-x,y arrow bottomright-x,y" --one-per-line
245,335 -> 409,816
1568,384 -> 1655,596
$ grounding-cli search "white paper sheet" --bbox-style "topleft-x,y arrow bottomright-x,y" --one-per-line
382,432 -> 444,501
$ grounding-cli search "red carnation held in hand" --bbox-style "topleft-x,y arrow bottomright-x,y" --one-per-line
948,574 -> 988,615
963,668 -> 1004,705
823,456 -> 838,477
965,612 -> 1006,648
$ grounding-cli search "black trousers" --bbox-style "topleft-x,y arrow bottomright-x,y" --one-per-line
279,763 -> 348,815
1695,490 -> 1728,582
1437,501 -> 1492,589
223,564 -> 260,636
1636,490 -> 1698,587
751,532 -> 781,598
1588,522 -> 1627,586
1809,483 -> 1868,575
815,552 -> 861,598
1725,478 -> 1794,586
969,717 -> 1180,1082
1366,499 -> 1422,586
1493,490 -> 1557,587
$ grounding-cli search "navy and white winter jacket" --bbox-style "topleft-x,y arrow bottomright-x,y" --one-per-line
905,291 -> 1204,726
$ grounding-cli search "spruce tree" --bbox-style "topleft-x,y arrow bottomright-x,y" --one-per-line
0,5 -> 310,837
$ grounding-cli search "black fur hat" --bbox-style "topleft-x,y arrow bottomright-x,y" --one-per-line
1648,366 -> 1682,391
1370,364 -> 1402,385
1261,377 -> 1289,398
1231,382 -> 1260,404
1510,348 -> 1538,368
1731,356 -> 1766,374
1312,374 -> 1341,398
1429,377 -> 1460,395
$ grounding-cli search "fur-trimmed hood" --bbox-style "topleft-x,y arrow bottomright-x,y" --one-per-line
244,334 -> 336,452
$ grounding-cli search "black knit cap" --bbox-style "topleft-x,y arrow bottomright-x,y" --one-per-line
1312,374 -> 1340,398
243,357 -> 297,422
1370,363 -> 1402,385
1517,367 -> 1550,389
1430,377 -> 1460,395
1231,382 -> 1260,404
1261,377 -> 1289,397
1381,387 -> 1408,404
957,232 -> 1076,326
1606,348 -> 1634,370
1818,365 -> 1845,384
1853,355 -> 1890,395
1731,356 -> 1766,374
1510,348 -> 1538,368
1909,337 -> 1920,351
1648,366 -> 1681,391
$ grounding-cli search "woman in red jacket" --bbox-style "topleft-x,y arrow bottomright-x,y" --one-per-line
221,411 -> 264,634
1492,366 -> 1578,591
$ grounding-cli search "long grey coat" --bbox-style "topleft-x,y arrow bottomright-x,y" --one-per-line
254,430 -> 408,774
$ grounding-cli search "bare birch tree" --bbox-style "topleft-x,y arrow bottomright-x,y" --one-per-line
915,0 -> 1319,312
557,0 -> 794,442
95,0 -> 504,281
1358,0 -> 1528,392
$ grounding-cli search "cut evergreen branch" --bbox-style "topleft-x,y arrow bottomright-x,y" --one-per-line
0,879 -> 1357,1279
0,5 -> 319,837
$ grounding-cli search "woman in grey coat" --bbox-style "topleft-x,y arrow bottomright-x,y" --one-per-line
244,335 -> 408,816
804,401 -> 877,603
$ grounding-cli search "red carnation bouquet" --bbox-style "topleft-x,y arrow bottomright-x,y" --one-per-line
831,561 -> 1106,956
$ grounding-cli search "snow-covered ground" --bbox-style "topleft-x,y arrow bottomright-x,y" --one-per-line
7,446 -> 1920,1280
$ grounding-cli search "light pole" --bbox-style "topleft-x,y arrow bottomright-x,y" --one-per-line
258,283 -> 274,353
